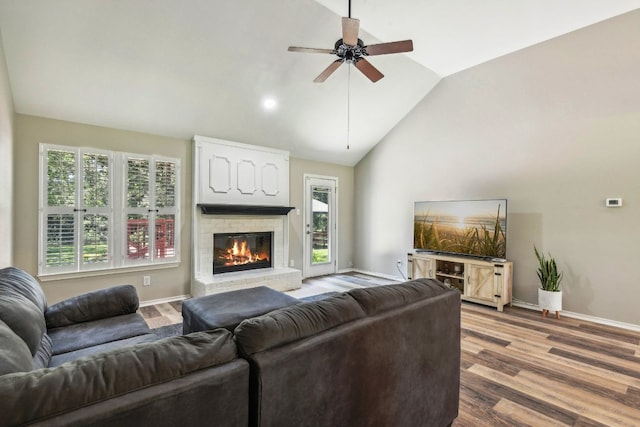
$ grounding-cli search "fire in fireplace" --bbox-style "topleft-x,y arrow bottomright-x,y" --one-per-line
213,231 -> 273,274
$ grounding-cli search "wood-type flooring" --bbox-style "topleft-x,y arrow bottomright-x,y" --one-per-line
139,272 -> 640,426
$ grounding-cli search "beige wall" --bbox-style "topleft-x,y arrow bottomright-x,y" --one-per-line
289,158 -> 355,275
354,11 -> 640,325
0,30 -> 14,267
13,114 -> 192,304
11,115 -> 357,302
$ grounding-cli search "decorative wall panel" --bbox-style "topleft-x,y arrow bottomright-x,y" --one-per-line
194,135 -> 289,206
237,160 -> 257,195
209,156 -> 231,193
261,163 -> 280,196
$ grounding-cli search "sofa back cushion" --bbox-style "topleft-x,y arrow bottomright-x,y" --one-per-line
0,319 -> 34,375
348,278 -> 452,315
234,293 -> 366,355
0,329 -> 239,426
0,295 -> 46,357
0,267 -> 48,357
0,267 -> 47,312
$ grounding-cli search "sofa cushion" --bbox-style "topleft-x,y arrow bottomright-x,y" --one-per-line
45,284 -> 139,328
48,313 -> 151,355
234,293 -> 366,355
348,278 -> 451,315
49,333 -> 159,367
0,294 -> 46,357
0,319 -> 33,375
0,267 -> 47,312
0,329 -> 238,426
32,333 -> 53,369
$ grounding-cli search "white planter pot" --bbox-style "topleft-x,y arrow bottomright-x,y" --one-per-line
538,288 -> 562,318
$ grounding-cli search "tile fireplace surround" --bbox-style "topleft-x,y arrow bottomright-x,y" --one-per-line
191,135 -> 302,297
192,213 -> 301,297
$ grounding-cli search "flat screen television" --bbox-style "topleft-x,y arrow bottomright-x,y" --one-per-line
413,199 -> 507,260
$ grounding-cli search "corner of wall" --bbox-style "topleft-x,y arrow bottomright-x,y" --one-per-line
0,28 -> 15,267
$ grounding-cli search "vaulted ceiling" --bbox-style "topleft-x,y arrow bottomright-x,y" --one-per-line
1,1 -> 638,165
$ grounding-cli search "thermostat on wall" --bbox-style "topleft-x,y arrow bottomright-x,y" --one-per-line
605,198 -> 622,207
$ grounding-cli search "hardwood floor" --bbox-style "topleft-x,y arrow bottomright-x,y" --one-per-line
456,302 -> 640,427
139,273 -> 640,426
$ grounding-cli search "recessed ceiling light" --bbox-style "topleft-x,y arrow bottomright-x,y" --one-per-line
262,97 -> 277,111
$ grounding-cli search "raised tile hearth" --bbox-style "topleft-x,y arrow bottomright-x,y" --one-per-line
192,267 -> 301,298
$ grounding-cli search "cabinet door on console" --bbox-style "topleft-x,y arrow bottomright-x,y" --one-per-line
466,264 -> 496,302
412,257 -> 435,279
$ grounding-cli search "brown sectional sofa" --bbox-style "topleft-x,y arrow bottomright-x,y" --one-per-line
0,267 -> 460,427
0,267 -> 248,427
234,279 -> 461,427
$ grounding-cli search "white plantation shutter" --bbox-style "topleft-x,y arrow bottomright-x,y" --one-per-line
46,214 -> 76,268
44,149 -> 77,270
40,146 -> 113,274
154,160 -> 177,261
39,144 -> 179,276
125,157 -> 151,262
124,155 -> 180,265
82,153 -> 111,266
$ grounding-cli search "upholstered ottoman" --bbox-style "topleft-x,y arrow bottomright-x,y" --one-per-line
182,286 -> 299,334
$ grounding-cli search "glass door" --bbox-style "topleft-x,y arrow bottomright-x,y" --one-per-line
304,175 -> 337,277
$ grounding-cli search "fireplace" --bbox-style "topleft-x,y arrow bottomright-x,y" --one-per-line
192,136 -> 302,296
213,231 -> 273,274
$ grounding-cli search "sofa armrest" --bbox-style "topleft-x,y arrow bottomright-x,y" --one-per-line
0,329 -> 240,426
45,285 -> 139,328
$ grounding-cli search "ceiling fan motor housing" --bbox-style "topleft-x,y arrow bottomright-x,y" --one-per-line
334,38 -> 367,63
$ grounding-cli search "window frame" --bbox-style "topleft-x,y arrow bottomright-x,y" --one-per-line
38,143 -> 181,277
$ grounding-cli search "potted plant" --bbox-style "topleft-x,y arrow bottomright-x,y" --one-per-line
534,246 -> 563,319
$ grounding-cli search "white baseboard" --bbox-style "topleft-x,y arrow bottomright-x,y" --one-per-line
511,298 -> 640,332
139,294 -> 190,307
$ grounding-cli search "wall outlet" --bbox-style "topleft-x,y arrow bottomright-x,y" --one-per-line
289,259 -> 294,267
396,259 -> 402,265
143,276 -> 151,286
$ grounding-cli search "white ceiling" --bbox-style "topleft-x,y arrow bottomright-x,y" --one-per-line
1,1 -> 638,166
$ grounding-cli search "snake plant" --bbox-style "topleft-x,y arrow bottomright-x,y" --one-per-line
534,246 -> 563,292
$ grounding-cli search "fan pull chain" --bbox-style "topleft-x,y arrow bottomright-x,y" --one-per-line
347,65 -> 351,150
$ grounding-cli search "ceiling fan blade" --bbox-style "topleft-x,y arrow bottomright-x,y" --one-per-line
288,46 -> 335,54
342,17 -> 360,46
314,60 -> 343,83
365,40 -> 414,56
354,58 -> 384,83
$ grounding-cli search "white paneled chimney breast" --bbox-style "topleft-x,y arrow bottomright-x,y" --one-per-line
194,135 -> 289,206
191,136 -> 301,296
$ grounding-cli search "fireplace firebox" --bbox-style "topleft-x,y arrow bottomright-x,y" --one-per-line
213,231 -> 273,274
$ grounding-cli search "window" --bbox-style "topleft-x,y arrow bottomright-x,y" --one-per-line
39,144 -> 180,276
124,156 -> 178,265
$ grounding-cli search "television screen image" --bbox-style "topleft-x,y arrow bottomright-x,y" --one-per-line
413,199 -> 507,259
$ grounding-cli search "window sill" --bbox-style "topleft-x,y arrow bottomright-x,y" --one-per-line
38,262 -> 181,282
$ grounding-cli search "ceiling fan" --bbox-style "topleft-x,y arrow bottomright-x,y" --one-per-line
287,0 -> 413,83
